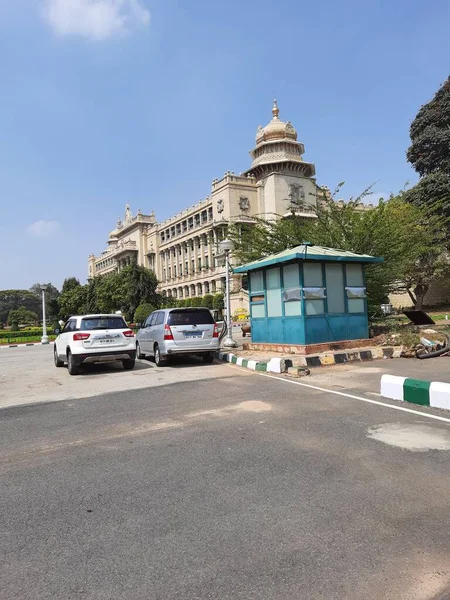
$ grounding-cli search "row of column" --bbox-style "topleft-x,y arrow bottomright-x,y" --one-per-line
159,228 -> 226,283
165,278 -> 226,299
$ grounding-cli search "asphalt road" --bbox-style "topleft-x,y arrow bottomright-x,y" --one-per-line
1,359 -> 450,600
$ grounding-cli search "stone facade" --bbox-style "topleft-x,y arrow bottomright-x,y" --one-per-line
88,101 -> 319,315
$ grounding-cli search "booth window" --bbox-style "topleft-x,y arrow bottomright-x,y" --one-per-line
250,271 -> 264,292
346,286 -> 366,314
266,267 -> 282,317
283,264 -> 301,316
303,264 -> 325,315
250,270 -> 266,318
251,304 -> 266,318
345,264 -> 365,313
346,263 -> 364,286
325,263 -> 345,314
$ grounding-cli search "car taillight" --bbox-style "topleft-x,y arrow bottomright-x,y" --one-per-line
123,330 -> 134,337
73,333 -> 90,341
213,323 -> 219,338
164,324 -> 174,340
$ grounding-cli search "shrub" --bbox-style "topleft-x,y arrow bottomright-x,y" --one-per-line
134,303 -> 156,325
202,294 -> 214,309
212,293 -> 224,311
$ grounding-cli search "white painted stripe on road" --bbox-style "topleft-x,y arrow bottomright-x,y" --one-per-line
225,363 -> 450,425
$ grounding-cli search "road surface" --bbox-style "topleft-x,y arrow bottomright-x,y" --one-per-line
1,350 -> 450,599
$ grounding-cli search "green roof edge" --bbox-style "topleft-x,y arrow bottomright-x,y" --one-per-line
233,248 -> 383,273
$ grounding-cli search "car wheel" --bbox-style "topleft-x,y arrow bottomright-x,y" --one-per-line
136,342 -> 145,360
122,359 -> 135,370
154,345 -> 167,367
54,346 -> 64,367
203,353 -> 215,364
67,351 -> 79,376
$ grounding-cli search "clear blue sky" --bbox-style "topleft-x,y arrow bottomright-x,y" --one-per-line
0,0 -> 448,289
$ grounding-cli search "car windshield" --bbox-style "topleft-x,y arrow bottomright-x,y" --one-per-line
80,317 -> 127,331
167,309 -> 214,326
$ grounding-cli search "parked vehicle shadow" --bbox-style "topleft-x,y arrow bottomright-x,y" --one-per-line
73,360 -> 153,376
140,355 -> 218,369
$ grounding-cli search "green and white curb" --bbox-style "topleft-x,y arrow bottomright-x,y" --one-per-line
217,346 -> 402,374
217,352 -> 281,372
381,374 -> 450,411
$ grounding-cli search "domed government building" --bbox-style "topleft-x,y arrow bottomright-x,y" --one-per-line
88,101 -> 324,315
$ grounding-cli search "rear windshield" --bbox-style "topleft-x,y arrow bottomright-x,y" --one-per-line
81,317 -> 127,331
167,309 -> 214,326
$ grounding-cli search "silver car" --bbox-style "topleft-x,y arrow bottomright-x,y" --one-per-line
136,308 -> 220,366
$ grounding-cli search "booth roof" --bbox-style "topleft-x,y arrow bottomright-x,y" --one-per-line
233,244 -> 383,273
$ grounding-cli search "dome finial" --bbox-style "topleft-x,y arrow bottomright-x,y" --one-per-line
272,98 -> 279,119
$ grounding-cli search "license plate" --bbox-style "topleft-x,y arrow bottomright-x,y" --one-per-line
97,334 -> 120,343
184,332 -> 202,338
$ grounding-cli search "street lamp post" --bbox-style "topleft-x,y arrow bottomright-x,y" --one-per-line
219,238 -> 237,349
40,285 -> 49,345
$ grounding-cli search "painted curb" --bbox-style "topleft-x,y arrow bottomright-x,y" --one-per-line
381,374 -> 450,411
0,342 -> 55,349
216,346 -> 401,374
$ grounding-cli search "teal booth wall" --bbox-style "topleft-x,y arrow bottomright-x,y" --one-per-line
247,260 -> 369,345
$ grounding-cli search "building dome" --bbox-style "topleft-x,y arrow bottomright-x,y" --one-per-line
243,99 -> 315,179
256,100 -> 297,144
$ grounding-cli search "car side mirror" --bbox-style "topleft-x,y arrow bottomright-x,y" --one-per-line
54,328 -> 60,334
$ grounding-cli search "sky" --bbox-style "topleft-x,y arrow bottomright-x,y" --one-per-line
0,0 -> 448,290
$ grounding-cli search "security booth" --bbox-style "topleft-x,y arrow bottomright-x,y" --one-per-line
234,244 -> 383,346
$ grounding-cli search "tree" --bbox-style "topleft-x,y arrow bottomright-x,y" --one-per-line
61,277 -> 81,294
406,77 -> 450,215
0,290 -> 40,325
229,186 -> 450,312
7,306 -> 39,326
58,283 -> 88,319
58,265 -> 160,322
30,282 -> 60,322
134,303 -> 157,324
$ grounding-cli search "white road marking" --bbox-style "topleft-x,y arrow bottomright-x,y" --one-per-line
225,364 -> 450,424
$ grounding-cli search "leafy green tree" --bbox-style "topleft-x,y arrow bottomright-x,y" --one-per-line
230,186 -> 450,312
59,265 -> 160,321
30,282 -> 60,321
61,277 -> 81,294
134,303 -> 156,324
190,297 -> 203,307
406,77 -> 450,215
58,283 -> 88,319
184,298 -> 193,307
7,306 -> 39,326
0,290 -> 40,325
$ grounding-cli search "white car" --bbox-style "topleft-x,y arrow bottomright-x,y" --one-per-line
54,314 -> 136,375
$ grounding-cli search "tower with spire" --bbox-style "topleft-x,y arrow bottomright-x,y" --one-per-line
243,100 -> 317,217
